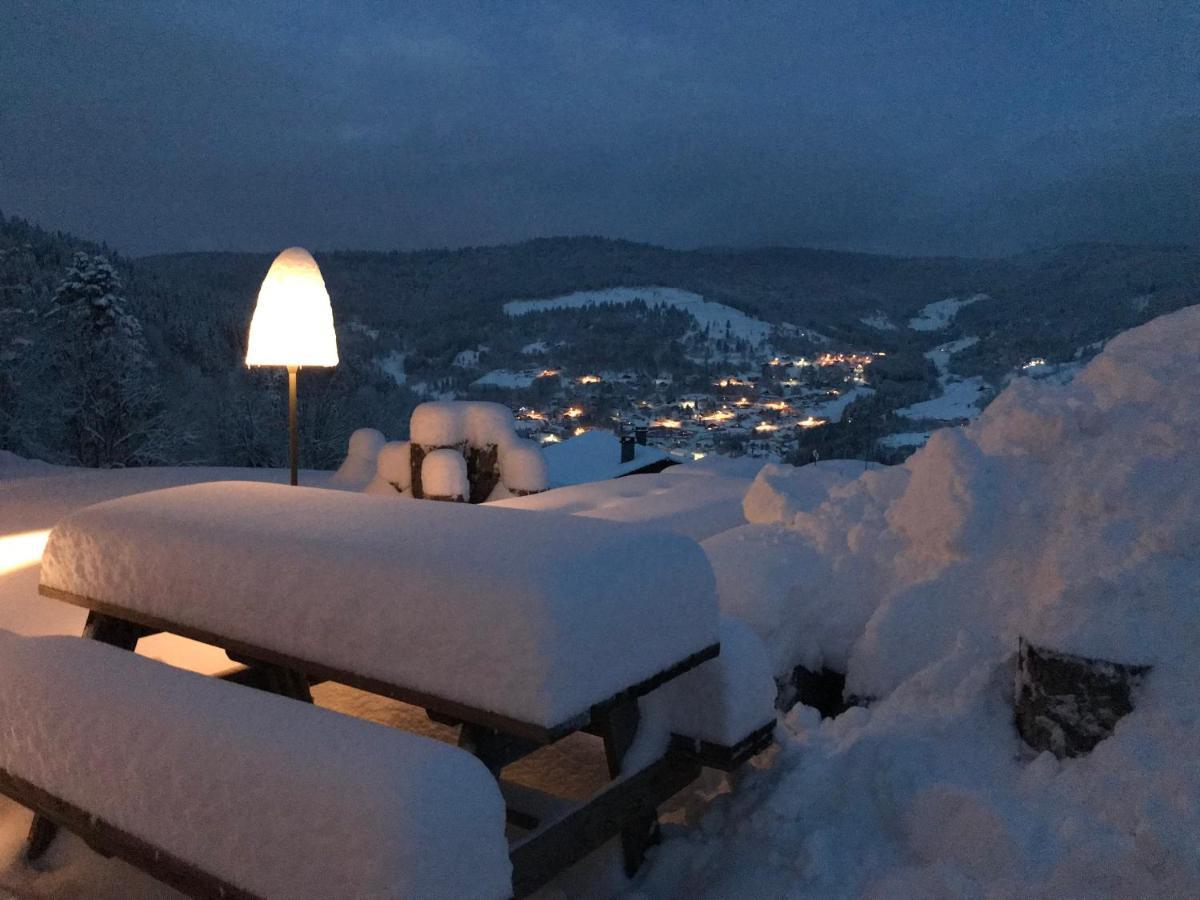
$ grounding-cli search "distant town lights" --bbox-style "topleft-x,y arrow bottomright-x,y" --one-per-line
563,406 -> 584,419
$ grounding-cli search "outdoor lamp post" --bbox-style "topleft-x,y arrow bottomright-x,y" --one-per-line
245,247 -> 339,485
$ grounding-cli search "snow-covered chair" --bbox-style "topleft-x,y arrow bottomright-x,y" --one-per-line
409,401 -> 547,501
32,480 -> 770,890
0,629 -> 512,899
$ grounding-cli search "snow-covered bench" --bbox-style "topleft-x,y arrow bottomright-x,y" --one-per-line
34,481 -> 759,888
0,630 -> 512,899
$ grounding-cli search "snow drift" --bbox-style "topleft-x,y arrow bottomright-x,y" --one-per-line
653,304 -> 1200,898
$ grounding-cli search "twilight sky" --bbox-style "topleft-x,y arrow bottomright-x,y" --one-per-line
1,0 -> 1196,257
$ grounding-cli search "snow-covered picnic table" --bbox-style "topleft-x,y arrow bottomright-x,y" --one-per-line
10,479 -> 777,897
39,481 -> 721,735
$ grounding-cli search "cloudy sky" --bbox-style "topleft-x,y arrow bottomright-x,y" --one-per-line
2,1 -> 1196,257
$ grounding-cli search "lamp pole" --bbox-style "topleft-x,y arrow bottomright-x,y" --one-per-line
288,365 -> 298,486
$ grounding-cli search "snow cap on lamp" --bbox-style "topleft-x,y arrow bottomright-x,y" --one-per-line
246,247 -> 339,367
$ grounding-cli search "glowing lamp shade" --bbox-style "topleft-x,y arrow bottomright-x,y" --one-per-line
246,247 -> 338,367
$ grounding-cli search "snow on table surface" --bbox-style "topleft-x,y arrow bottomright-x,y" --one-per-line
0,630 -> 510,900
1,465 -> 334,675
40,481 -> 720,729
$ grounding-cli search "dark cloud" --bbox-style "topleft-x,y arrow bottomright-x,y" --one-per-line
1,0 -> 1196,256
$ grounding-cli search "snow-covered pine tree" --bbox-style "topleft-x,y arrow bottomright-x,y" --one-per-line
45,252 -> 172,467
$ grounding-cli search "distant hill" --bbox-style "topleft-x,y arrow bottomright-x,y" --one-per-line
3,214 -> 1198,466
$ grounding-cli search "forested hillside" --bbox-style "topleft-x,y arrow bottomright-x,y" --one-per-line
2,211 -> 1197,468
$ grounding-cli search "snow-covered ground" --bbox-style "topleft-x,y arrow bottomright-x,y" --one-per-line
907,293 -> 986,331
504,287 -> 773,348
471,368 -> 540,389
375,349 -> 406,386
3,305 -> 1200,897
877,430 -> 933,449
860,313 -> 896,330
898,335 -> 990,424
806,386 -> 875,423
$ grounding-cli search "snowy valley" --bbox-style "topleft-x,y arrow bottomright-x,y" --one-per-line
2,303 -> 1200,897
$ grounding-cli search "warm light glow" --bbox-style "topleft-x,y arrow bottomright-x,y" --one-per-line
563,406 -> 584,419
754,422 -> 779,432
653,418 -> 683,429
578,374 -> 602,384
537,369 -> 561,378
701,410 -> 735,423
540,433 -> 561,443
735,397 -> 751,407
692,451 -> 707,460
762,400 -> 790,412
1022,357 -> 1047,370
679,400 -> 696,410
0,529 -> 50,577
246,247 -> 339,367
816,352 -> 876,368
521,409 -> 546,421
573,426 -> 587,436
796,416 -> 827,428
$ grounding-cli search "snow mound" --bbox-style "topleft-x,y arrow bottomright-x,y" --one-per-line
645,305 -> 1200,899
643,617 -> 777,750
743,461 -> 879,526
375,441 -> 411,489
497,440 -> 548,494
329,428 -> 385,489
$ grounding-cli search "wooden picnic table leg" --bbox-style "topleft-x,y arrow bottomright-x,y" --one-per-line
597,698 -> 661,877
223,652 -> 312,702
457,723 -> 540,777
25,612 -> 147,864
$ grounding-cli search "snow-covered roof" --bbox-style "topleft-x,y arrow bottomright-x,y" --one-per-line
541,430 -> 672,487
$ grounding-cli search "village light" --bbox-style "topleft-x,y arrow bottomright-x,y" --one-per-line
246,247 -> 339,486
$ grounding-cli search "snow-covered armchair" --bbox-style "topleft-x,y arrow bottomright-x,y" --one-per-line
404,401 -> 547,502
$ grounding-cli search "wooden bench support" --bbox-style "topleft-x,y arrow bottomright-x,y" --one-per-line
6,769 -> 258,899
670,720 -> 776,772
509,749 -> 700,898
596,699 -> 661,876
458,723 -> 541,776
225,653 -> 312,702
